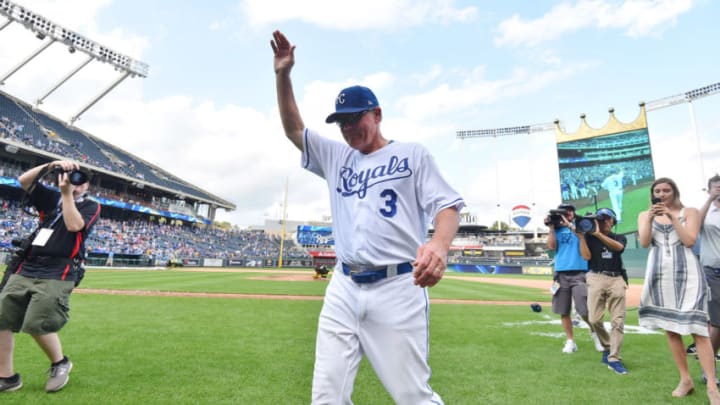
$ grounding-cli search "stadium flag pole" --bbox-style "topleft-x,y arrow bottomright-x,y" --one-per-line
278,177 -> 289,268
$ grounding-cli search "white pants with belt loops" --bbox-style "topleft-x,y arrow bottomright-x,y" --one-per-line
311,270 -> 443,405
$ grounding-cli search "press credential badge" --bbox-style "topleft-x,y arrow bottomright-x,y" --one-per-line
32,228 -> 54,246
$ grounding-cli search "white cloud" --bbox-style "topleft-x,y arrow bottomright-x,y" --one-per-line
495,0 -> 696,47
395,62 -> 591,121
239,0 -> 478,30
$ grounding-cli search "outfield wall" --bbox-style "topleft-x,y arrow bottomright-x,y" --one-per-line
79,247 -> 652,279
447,248 -> 650,278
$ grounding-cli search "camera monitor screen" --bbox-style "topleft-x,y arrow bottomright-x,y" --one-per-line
556,119 -> 656,234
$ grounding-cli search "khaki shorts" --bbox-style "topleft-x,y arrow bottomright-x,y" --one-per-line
0,274 -> 74,335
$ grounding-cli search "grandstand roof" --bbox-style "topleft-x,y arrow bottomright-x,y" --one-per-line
0,89 -> 235,211
456,224 -> 490,234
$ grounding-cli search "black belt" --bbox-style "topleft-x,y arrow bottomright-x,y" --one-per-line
341,262 -> 413,284
26,256 -> 74,266
591,270 -> 623,277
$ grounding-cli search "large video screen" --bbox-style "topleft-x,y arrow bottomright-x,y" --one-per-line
296,225 -> 334,246
557,128 -> 655,234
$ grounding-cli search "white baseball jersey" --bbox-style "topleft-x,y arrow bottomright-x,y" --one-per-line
302,128 -> 463,405
602,173 -> 624,193
302,128 -> 465,266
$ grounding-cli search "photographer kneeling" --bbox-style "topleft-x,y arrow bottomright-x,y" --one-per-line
0,160 -> 100,393
582,208 -> 629,375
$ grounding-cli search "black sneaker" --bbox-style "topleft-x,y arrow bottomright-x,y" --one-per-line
0,373 -> 22,392
46,357 -> 73,393
687,343 -> 698,359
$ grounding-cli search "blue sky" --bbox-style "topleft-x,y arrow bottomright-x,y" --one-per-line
1,0 -> 718,229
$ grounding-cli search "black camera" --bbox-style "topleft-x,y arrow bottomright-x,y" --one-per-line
545,208 -> 568,227
51,167 -> 89,185
575,214 -> 598,233
1,237 -> 32,291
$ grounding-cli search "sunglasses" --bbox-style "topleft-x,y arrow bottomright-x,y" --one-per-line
335,109 -> 374,127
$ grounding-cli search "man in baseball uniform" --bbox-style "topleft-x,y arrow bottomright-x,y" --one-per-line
271,30 -> 464,405
601,168 -> 624,223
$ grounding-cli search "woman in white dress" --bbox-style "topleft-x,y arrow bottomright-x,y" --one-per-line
638,177 -> 720,402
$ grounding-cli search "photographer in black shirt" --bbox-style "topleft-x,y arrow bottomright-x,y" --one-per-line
0,160 -> 100,393
581,208 -> 629,375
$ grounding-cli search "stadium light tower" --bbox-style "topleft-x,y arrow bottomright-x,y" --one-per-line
0,0 -> 149,124
643,81 -> 720,185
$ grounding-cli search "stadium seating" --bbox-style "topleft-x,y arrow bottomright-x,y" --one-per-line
0,201 -> 311,265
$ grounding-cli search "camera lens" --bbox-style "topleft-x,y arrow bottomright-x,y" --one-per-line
68,170 -> 88,185
576,218 -> 595,233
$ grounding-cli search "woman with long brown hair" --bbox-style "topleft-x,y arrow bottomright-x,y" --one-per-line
638,177 -> 720,403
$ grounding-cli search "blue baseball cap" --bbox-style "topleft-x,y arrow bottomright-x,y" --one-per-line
325,85 -> 379,123
596,208 -> 617,223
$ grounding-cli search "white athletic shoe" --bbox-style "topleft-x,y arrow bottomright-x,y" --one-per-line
562,339 -> 578,354
591,332 -> 604,352
572,310 -> 583,327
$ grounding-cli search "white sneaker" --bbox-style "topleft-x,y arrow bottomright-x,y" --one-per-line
591,332 -> 604,352
562,339 -> 578,354
572,311 -> 582,327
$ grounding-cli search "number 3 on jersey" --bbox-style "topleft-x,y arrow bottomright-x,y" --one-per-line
379,189 -> 397,218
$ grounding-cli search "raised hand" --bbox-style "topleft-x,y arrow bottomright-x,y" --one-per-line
270,30 -> 295,74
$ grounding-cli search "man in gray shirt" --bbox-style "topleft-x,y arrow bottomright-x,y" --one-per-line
701,174 -> 720,371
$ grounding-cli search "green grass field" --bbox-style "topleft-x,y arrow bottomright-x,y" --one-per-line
0,268 -> 713,404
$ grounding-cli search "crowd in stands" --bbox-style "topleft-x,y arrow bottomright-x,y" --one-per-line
0,200 -> 36,249
1,115 -> 110,174
1,161 -> 189,217
1,101 -> 219,203
0,161 -> 23,180
452,233 -> 525,248
559,158 -> 655,203
0,200 -> 311,264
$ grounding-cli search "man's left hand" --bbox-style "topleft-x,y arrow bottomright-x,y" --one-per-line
413,241 -> 447,288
